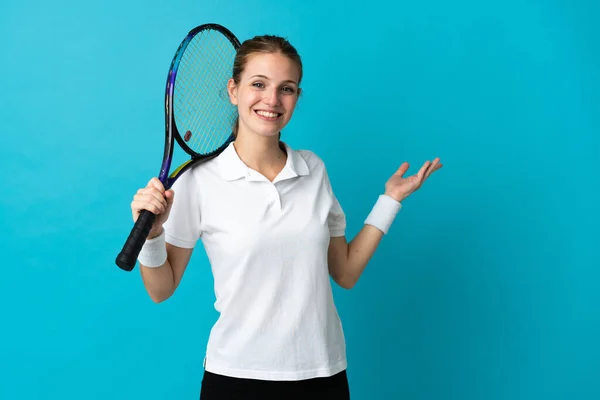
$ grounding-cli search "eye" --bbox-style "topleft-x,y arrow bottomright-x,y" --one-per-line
281,86 -> 296,94
252,81 -> 265,89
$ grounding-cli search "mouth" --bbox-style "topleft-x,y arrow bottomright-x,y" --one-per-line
254,110 -> 283,121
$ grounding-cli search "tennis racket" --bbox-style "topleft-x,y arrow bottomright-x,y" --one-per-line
115,23 -> 241,271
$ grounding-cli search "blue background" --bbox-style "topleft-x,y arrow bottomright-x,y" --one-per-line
1,0 -> 598,399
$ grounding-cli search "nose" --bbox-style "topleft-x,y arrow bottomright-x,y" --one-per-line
264,87 -> 280,107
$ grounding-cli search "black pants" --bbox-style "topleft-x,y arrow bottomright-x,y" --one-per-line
200,369 -> 350,400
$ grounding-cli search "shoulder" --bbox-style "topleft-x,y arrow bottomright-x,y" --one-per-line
169,157 -> 220,193
288,147 -> 340,194
294,148 -> 327,173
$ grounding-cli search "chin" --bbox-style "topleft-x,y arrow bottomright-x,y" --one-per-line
249,123 -> 286,138
239,115 -> 289,138
252,130 -> 282,139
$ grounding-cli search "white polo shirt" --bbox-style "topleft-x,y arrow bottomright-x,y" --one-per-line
162,141 -> 348,381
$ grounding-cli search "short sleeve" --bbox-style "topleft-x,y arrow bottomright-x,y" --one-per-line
323,166 -> 346,237
162,168 -> 202,248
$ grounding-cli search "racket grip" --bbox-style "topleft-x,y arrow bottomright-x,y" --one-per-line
115,210 -> 158,271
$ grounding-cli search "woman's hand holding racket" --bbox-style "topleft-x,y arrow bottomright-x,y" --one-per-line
130,178 -> 175,239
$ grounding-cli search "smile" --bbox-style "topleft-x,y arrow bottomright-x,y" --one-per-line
255,110 -> 282,120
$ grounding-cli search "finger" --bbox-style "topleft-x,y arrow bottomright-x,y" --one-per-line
134,190 -> 168,210
133,191 -> 166,208
394,162 -> 410,177
417,161 -> 431,180
164,189 -> 175,205
425,158 -> 441,179
136,188 -> 168,207
131,201 -> 163,216
147,177 -> 166,193
132,197 -> 167,215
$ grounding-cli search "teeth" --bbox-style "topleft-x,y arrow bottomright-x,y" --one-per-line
256,111 -> 279,118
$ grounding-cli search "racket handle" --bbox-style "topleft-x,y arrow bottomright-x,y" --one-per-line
115,210 -> 157,271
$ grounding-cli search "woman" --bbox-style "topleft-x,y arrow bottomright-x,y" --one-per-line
131,34 -> 442,399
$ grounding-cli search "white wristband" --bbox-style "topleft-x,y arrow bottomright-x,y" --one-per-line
137,229 -> 168,267
364,195 -> 402,234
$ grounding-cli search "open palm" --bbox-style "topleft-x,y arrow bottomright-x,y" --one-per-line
384,158 -> 443,203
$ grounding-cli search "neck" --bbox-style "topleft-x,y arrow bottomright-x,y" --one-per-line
233,130 -> 286,172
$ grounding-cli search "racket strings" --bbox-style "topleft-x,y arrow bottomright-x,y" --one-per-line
189,55 -> 233,152
176,44 -> 222,152
193,35 -> 237,151
176,32 -> 215,138
173,29 -> 237,156
182,42 -> 228,151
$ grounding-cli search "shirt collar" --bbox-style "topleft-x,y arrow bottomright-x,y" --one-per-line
218,141 -> 310,182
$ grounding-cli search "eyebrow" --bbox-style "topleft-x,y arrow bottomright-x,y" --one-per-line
250,75 -> 298,85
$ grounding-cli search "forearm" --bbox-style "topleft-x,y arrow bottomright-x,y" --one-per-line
342,225 -> 385,286
329,194 -> 401,289
137,228 -> 176,303
140,260 -> 176,303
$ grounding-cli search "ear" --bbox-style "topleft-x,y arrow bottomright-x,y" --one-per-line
227,78 -> 238,105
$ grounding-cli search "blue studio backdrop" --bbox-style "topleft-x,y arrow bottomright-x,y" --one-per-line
1,0 -> 598,399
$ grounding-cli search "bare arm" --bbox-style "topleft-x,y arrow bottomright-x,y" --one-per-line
130,177 -> 196,303
327,226 -> 384,289
327,157 -> 443,289
139,229 -> 194,303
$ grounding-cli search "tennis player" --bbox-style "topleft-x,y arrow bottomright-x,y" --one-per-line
129,34 -> 442,399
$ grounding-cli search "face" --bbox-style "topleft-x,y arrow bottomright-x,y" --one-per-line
228,52 -> 301,139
